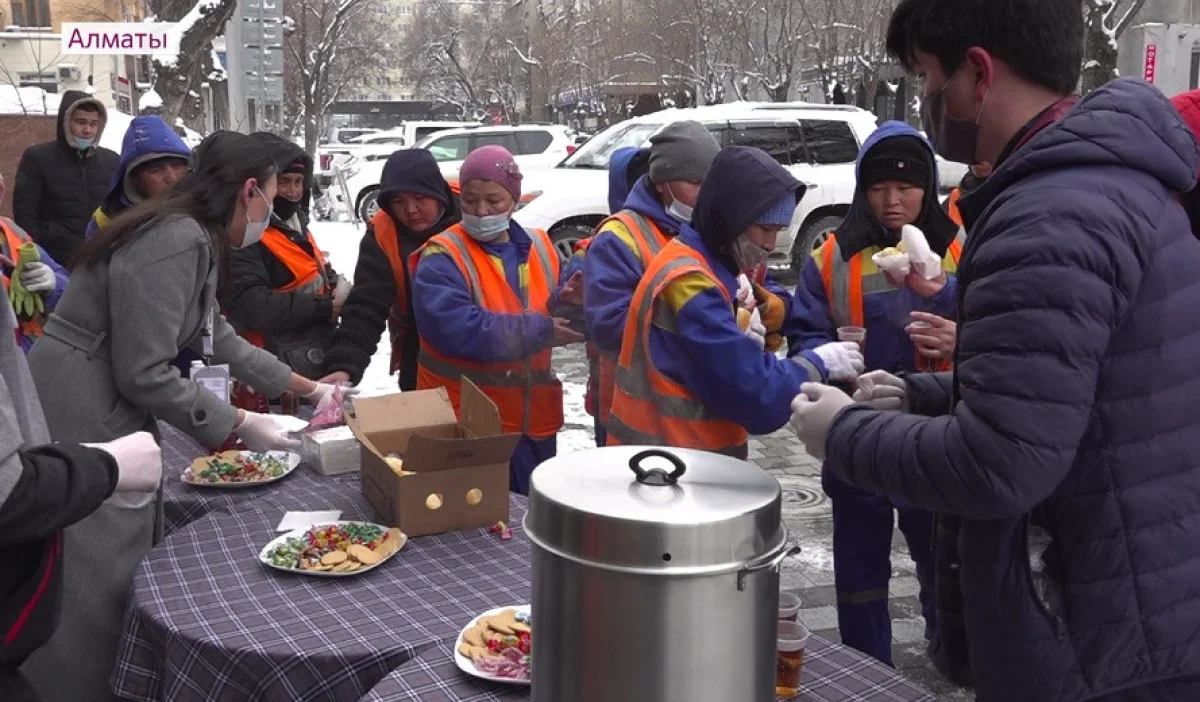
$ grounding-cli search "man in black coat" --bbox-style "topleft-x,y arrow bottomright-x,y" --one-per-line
13,91 -> 119,268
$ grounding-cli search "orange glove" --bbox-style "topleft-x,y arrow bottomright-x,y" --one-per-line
753,283 -> 787,351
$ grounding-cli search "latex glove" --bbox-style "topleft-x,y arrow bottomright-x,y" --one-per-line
84,431 -> 163,493
735,274 -> 756,310
789,383 -> 854,460
744,308 -> 766,350
303,381 -> 361,415
851,370 -> 908,411
332,275 -> 352,306
18,261 -> 56,293
235,411 -> 302,452
813,341 -> 865,382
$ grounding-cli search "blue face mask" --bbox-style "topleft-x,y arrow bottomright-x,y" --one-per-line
75,137 -> 94,150
461,212 -> 511,242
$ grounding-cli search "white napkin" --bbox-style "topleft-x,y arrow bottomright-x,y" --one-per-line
870,225 -> 943,281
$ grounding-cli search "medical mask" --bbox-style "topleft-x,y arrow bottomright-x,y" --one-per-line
731,235 -> 769,272
920,69 -> 989,165
75,137 -> 94,150
462,212 -> 511,243
234,187 -> 272,250
665,185 -> 694,223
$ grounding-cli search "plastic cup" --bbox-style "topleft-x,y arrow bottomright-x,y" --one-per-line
778,592 -> 801,622
776,621 -> 810,698
908,320 -> 932,332
837,326 -> 866,350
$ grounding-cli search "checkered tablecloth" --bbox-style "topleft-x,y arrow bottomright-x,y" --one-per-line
113,485 -> 531,702
358,634 -> 933,702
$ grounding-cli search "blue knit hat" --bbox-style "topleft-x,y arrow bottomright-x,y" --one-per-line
756,193 -> 797,227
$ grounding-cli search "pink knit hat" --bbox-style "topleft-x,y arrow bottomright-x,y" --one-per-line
458,145 -> 523,200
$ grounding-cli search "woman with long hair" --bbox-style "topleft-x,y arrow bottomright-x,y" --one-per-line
20,131 -> 347,702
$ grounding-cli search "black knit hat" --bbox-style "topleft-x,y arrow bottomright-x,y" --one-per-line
859,135 -> 932,190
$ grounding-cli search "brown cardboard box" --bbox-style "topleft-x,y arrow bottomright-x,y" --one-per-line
348,379 -> 519,537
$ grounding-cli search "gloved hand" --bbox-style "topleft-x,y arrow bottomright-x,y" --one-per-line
332,275 -> 352,306
303,380 -> 361,416
752,283 -> 787,351
84,431 -> 163,493
235,411 -> 302,452
852,370 -> 908,411
789,383 -> 854,460
18,261 -> 56,293
813,341 -> 865,382
744,307 -> 766,350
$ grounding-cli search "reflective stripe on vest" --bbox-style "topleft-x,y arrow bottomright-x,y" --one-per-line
372,210 -> 413,374
607,239 -> 747,457
0,218 -> 44,340
415,225 -> 564,438
238,225 -> 328,347
946,188 -> 964,227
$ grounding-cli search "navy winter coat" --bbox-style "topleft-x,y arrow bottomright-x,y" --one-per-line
824,78 -> 1200,701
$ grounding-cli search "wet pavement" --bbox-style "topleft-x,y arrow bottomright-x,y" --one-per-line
314,222 -> 973,701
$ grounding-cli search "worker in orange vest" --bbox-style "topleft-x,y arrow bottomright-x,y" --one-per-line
411,146 -> 584,494
0,171 -> 68,354
791,122 -> 964,668
224,133 -> 347,383
944,160 -> 991,227
322,149 -> 462,391
605,145 -> 864,458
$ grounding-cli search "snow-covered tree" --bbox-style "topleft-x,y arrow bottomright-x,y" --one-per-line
798,0 -> 896,107
147,0 -> 237,132
1081,0 -> 1148,93
282,0 -> 390,156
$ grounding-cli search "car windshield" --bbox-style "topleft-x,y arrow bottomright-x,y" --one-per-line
560,122 -> 661,169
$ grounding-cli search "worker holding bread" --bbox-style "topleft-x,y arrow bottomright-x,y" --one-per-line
605,146 -> 863,459
789,121 -> 964,671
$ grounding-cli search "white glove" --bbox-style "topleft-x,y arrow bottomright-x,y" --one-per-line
813,341 -> 865,382
235,411 -> 302,452
333,276 -> 352,305
852,370 -> 908,411
735,274 -> 755,309
744,308 -> 765,350
789,383 -> 855,460
84,431 -> 163,493
19,261 -> 56,293
303,381 -> 361,415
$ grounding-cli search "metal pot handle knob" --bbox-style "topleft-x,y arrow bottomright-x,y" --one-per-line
737,544 -> 802,591
628,449 -> 687,486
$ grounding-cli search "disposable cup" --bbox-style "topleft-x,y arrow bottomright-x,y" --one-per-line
776,621 -> 810,698
778,592 -> 801,622
837,326 -> 866,349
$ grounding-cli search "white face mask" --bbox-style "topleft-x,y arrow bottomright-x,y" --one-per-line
461,212 -> 511,242
233,187 -> 272,250
665,184 -> 694,223
731,235 -> 769,272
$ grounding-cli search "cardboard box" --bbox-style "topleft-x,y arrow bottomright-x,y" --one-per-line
348,379 -> 519,537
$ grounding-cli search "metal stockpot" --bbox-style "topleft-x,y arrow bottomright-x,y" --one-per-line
525,447 -> 800,702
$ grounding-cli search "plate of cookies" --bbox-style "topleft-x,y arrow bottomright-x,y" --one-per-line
258,522 -> 406,577
455,605 -> 532,684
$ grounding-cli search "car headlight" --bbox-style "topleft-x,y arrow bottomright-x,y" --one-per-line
515,190 -> 543,211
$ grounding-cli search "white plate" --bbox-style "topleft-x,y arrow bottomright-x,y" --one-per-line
258,521 -> 406,578
454,605 -> 532,685
181,451 -> 301,489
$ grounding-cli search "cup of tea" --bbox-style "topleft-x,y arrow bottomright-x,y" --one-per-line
778,592 -> 801,622
776,621 -> 810,698
837,326 -> 867,350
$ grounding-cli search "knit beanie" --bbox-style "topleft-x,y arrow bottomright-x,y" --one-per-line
284,158 -> 307,175
756,193 -> 798,227
649,120 -> 721,183
459,145 -> 523,200
859,135 -> 931,190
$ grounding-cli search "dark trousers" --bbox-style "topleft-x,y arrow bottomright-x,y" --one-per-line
1,665 -> 41,702
509,435 -> 557,496
594,416 -> 607,447
822,468 -> 937,666
1089,674 -> 1200,702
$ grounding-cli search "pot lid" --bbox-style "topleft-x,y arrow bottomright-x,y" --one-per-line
524,446 -> 784,574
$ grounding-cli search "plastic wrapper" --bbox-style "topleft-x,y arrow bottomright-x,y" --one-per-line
870,224 -> 943,280
307,384 -> 346,431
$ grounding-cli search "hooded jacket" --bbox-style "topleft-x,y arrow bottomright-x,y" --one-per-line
824,78 -> 1200,702
792,122 -> 959,373
223,133 -> 335,371
324,150 -> 461,388
84,115 -> 191,240
1170,89 -> 1200,235
12,91 -> 119,267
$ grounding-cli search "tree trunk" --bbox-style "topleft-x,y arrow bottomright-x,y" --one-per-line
1082,0 -> 1119,93
152,0 -> 238,132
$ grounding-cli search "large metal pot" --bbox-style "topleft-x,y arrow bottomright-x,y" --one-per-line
525,446 -> 800,702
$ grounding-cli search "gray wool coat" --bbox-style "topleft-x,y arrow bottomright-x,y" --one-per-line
20,214 -> 293,702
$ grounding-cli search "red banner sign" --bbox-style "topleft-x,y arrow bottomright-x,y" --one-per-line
1144,44 -> 1158,83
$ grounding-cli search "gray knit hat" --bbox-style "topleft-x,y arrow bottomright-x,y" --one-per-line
648,120 -> 721,183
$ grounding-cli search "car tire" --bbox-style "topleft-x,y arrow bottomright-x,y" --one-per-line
790,215 -> 843,272
549,223 -> 595,261
358,187 -> 381,224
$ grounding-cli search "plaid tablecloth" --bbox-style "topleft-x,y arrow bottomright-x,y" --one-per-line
113,486 -> 531,702
358,634 -> 934,702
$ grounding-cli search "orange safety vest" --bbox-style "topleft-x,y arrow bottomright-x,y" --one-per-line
1,218 -> 45,339
818,232 -> 964,372
412,224 -> 564,438
591,210 -> 670,426
239,224 -> 329,347
946,188 -> 964,227
371,210 -> 417,374
606,238 -> 748,457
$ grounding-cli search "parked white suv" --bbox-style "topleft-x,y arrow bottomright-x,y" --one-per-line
512,103 -> 880,269
343,124 -> 576,223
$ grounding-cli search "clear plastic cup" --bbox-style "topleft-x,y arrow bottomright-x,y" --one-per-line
776,621 -> 810,698
778,592 -> 801,622
837,326 -> 866,350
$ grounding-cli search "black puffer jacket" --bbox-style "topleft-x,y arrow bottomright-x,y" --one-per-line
12,90 -> 119,267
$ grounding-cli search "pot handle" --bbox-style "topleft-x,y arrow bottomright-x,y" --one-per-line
737,544 -> 802,591
629,449 -> 687,486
